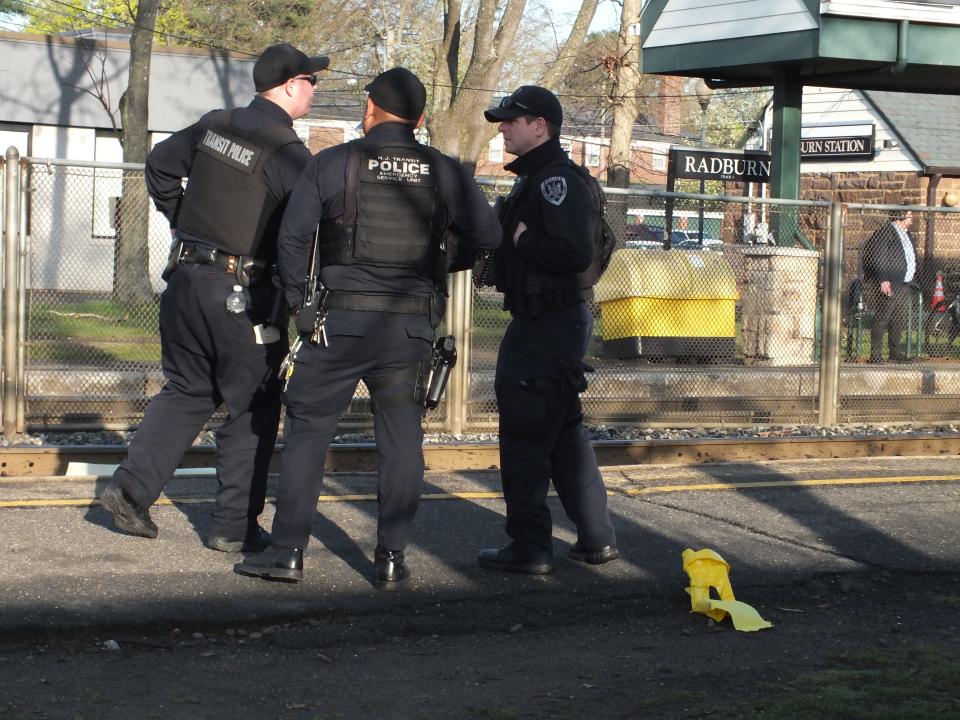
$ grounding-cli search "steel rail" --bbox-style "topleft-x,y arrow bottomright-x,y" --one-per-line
1,434 -> 958,478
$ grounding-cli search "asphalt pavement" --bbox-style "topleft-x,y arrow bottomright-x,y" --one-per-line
2,455 -> 958,635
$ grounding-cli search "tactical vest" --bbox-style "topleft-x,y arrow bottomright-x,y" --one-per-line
317,136 -> 452,283
176,109 -> 302,258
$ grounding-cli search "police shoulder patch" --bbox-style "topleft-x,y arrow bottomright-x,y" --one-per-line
541,175 -> 567,206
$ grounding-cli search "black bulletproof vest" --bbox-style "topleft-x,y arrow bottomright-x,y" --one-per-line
318,137 -> 450,279
176,110 -> 301,258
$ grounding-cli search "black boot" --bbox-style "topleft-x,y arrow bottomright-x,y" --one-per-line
206,525 -> 271,553
101,482 -> 158,539
374,546 -> 408,591
234,545 -> 303,582
567,542 -> 620,565
478,542 -> 554,575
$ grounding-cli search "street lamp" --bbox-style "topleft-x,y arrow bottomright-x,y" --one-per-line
694,79 -> 714,243
695,78 -> 713,146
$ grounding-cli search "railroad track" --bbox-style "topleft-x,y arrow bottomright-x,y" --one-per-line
2,433 -> 959,478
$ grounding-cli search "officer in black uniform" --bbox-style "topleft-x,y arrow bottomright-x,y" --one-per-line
101,43 -> 329,552
236,67 -> 501,588
477,86 -> 618,575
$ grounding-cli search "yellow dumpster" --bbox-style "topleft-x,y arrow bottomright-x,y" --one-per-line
595,248 -> 738,360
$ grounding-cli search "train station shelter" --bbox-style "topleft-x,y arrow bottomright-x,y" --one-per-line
640,0 -> 960,225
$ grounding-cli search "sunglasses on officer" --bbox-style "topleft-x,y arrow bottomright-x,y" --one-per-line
498,95 -> 529,112
294,74 -> 318,86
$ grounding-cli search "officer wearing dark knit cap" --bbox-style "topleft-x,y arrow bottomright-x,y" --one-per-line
237,67 -> 501,589
101,43 -> 327,552
477,84 -> 618,576
364,67 -> 426,120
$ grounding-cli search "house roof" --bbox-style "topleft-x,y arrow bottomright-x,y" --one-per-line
863,91 -> 960,174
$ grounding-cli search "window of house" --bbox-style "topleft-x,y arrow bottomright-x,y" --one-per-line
652,153 -> 667,172
93,131 -> 123,239
560,139 -> 573,159
488,135 -> 504,163
585,143 -> 600,167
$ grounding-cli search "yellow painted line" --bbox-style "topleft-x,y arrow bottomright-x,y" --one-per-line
2,475 -> 959,509
624,474 -> 960,495
0,490 -> 509,509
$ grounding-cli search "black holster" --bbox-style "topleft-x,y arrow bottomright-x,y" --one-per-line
294,289 -> 323,334
265,269 -> 287,328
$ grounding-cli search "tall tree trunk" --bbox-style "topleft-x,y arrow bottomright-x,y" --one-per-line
605,0 -> 642,230
607,0 -> 641,190
428,0 -> 598,168
115,0 -> 160,305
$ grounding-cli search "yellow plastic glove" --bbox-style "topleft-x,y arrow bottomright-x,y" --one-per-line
682,548 -> 772,631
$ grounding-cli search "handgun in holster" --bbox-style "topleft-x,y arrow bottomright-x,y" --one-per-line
559,357 -> 594,394
414,335 -> 457,410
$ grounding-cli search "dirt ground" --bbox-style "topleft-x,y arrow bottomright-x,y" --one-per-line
3,570 -> 958,720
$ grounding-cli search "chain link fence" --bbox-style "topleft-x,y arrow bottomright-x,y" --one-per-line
3,156 -> 960,432
22,160 -> 169,427
839,204 -> 960,423
470,183 -> 832,427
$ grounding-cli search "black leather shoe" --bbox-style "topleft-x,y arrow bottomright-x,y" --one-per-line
478,543 -> 554,575
567,542 -> 620,565
206,525 -> 271,553
234,545 -> 303,582
374,546 -> 408,590
101,482 -> 158,539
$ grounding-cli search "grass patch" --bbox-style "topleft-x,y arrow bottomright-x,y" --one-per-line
725,644 -> 960,720
28,298 -> 161,364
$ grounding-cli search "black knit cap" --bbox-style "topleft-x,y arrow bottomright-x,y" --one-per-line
253,43 -> 329,92
484,85 -> 563,127
364,67 -> 427,121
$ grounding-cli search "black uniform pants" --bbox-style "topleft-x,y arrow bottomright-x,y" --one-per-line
112,263 -> 287,537
494,302 -> 615,558
868,280 -> 910,361
270,308 -> 434,551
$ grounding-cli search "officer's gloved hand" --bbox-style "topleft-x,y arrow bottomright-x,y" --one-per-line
558,357 -> 594,394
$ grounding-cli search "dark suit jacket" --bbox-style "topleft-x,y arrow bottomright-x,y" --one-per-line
861,222 -> 915,285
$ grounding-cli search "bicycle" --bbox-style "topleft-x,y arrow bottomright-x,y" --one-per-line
925,270 -> 960,355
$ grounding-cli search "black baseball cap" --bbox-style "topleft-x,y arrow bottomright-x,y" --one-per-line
253,43 -> 330,92
364,67 -> 427,120
484,85 -> 563,127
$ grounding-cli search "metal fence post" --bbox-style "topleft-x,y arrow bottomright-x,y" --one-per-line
2,146 -> 20,437
445,270 -> 472,435
818,201 -> 844,426
16,157 -> 28,432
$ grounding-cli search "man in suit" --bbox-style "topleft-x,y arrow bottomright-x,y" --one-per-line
861,209 -> 916,363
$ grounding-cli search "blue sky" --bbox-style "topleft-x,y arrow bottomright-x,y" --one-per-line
552,0 -> 621,32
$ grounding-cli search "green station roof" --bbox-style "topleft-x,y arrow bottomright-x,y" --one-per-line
641,0 -> 960,93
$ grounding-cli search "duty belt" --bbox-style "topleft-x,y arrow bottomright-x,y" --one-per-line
170,241 -> 266,286
174,241 -> 243,273
324,292 -> 430,315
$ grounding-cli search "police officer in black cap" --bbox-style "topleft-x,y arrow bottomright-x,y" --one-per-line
476,85 -> 618,575
101,43 -> 329,552
236,67 -> 501,588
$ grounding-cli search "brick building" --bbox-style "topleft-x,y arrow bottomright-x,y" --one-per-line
750,86 -> 960,284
